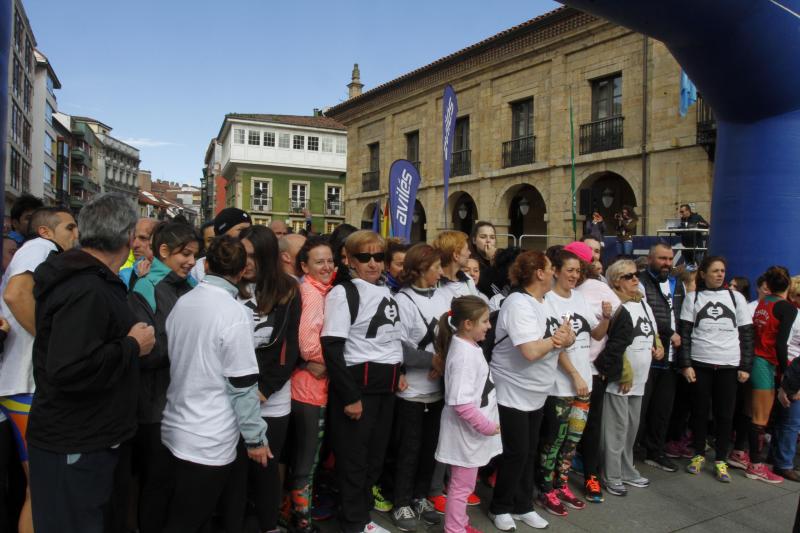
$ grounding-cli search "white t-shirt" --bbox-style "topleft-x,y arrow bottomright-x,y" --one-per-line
396,287 -> 449,400
748,299 -> 759,319
607,299 -> 658,397
0,238 -> 57,396
546,290 -> 599,397
680,289 -> 751,367
162,281 -> 260,466
190,256 -> 206,283
437,274 -> 479,304
576,279 -> 621,374
435,335 -> 502,468
787,313 -> 800,363
490,291 -> 560,411
239,288 -> 291,418
321,279 -> 403,366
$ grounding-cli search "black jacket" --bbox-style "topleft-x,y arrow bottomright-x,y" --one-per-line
128,259 -> 195,424
250,292 -> 302,400
594,305 -> 634,383
640,270 -> 685,366
28,249 -> 140,453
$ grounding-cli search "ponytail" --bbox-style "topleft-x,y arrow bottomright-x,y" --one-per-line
434,295 -> 489,371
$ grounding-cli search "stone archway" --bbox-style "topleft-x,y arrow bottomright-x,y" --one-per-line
361,202 -> 379,230
410,200 -> 427,243
502,184 -> 547,250
577,171 -> 637,231
450,192 -> 478,235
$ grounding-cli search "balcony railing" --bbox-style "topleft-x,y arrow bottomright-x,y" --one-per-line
326,200 -> 343,216
696,94 -> 716,146
362,170 -> 380,192
579,116 -> 624,155
502,135 -> 535,168
290,199 -> 308,213
251,196 -> 272,212
451,149 -> 471,177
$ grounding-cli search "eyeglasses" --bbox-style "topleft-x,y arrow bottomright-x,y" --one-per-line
620,272 -> 639,281
351,252 -> 385,264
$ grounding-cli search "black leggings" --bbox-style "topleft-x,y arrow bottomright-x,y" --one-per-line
490,405 -> 543,516
392,398 -> 443,507
580,375 -> 607,478
689,365 -> 738,461
135,422 -> 174,533
251,414 -> 290,531
163,454 -> 234,533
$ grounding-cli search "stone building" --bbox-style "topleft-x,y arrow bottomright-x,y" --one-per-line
324,6 -> 716,248
31,49 -> 60,205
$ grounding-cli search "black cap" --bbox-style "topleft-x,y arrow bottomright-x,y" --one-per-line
214,208 -> 252,235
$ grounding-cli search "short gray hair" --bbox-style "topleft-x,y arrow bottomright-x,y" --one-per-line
606,259 -> 637,290
78,193 -> 137,252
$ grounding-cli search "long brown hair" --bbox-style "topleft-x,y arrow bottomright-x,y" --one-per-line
239,225 -> 296,315
398,243 -> 440,287
434,295 -> 489,367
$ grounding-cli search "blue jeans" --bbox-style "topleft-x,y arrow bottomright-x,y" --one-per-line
773,398 -> 800,470
616,239 -> 633,257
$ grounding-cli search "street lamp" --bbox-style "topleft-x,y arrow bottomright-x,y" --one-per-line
458,204 -> 468,220
519,197 -> 530,216
602,188 -> 614,209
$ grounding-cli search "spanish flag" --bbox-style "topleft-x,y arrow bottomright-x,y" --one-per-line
380,198 -> 391,238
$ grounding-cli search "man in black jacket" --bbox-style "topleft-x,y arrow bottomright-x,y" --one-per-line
26,193 -> 155,533
678,204 -> 709,265
639,243 -> 685,472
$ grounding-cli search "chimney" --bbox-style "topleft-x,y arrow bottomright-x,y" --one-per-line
347,63 -> 364,99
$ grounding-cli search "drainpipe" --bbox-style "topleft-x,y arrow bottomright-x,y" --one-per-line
640,35 -> 649,235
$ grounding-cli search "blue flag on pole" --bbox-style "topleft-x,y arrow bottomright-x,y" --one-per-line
679,70 -> 697,117
389,160 -> 421,242
442,85 -> 457,229
371,200 -> 380,233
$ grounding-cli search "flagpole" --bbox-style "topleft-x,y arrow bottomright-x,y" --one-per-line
569,91 -> 577,240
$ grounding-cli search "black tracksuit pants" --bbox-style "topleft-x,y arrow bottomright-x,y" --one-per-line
580,375 -> 607,478
640,366 -> 677,459
490,405 -> 543,515
392,397 -> 443,508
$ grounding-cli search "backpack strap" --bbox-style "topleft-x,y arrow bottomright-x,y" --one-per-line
342,279 -> 359,326
397,291 -> 437,350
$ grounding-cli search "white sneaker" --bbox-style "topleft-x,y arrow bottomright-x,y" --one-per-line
512,511 -> 549,529
364,521 -> 391,533
488,512 -> 516,531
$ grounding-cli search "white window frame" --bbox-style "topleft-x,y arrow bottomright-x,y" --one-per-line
233,128 -> 246,144
248,130 -> 260,146
325,183 -> 343,216
278,132 -> 290,149
292,135 -> 305,150
290,219 -> 306,233
263,131 -> 275,147
335,136 -> 347,154
307,136 -> 319,151
321,136 -> 333,152
289,180 -> 310,213
325,221 -> 338,234
251,215 -> 271,227
251,177 -> 272,212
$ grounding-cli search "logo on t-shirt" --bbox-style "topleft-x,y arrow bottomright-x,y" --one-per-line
366,297 -> 401,338
565,313 -> 592,336
480,375 -> 495,408
633,316 -> 655,339
545,317 -> 560,338
695,302 -> 737,328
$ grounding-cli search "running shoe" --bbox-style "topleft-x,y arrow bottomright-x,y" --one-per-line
604,480 -> 627,497
644,454 -> 678,472
427,495 -> 447,514
686,454 -> 705,475
622,476 -> 650,488
745,463 -> 784,484
538,489 -> 568,516
488,512 -> 516,532
584,475 -> 604,503
727,449 -> 751,470
467,492 -> 481,506
391,505 -> 417,532
372,485 -> 393,512
364,521 -> 390,533
556,485 -> 586,510
715,461 -> 732,483
511,510 -> 549,529
465,525 -> 484,533
413,498 -> 440,525
665,438 -> 695,459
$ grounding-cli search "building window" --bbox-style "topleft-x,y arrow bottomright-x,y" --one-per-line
263,131 -> 275,147
454,117 -> 469,151
22,119 -> 31,155
325,221 -> 338,234
12,58 -> 20,97
307,136 -> 319,151
591,74 -> 622,120
290,219 -> 306,233
45,133 -> 54,156
44,163 -> 55,187
511,98 -> 534,139
279,133 -> 290,148
47,75 -> 55,97
290,182 -> 308,212
10,149 -> 20,189
326,185 -> 343,215
23,80 -> 31,112
452,118 -> 470,176
321,137 -> 333,152
233,128 -> 245,144
252,216 -> 270,227
406,130 -> 420,164
24,37 -> 32,72
336,137 -> 347,154
248,130 -> 260,145
13,12 -> 22,51
369,142 -> 380,171
293,135 -> 305,150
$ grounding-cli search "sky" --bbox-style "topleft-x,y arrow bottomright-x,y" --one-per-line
26,0 -> 560,186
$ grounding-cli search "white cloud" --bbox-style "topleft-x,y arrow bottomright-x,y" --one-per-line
119,137 -> 180,148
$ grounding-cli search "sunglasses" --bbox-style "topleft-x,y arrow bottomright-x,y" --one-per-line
620,272 -> 639,281
352,252 -> 385,264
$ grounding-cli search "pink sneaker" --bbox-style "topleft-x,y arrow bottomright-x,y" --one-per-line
745,463 -> 784,484
556,485 -> 586,510
728,449 -> 751,470
664,439 -> 694,459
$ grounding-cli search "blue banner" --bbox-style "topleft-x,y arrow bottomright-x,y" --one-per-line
442,85 -> 457,229
388,160 -> 421,242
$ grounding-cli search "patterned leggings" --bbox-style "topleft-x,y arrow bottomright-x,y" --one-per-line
538,395 -> 591,493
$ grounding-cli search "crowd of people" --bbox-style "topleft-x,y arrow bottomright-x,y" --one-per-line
0,192 -> 797,533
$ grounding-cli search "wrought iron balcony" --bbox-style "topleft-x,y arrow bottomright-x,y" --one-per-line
451,149 -> 471,177
696,94 -> 716,159
362,170 -> 380,192
251,196 -> 272,212
290,199 -> 308,213
502,135 -> 535,168
579,116 -> 624,155
326,200 -> 343,216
